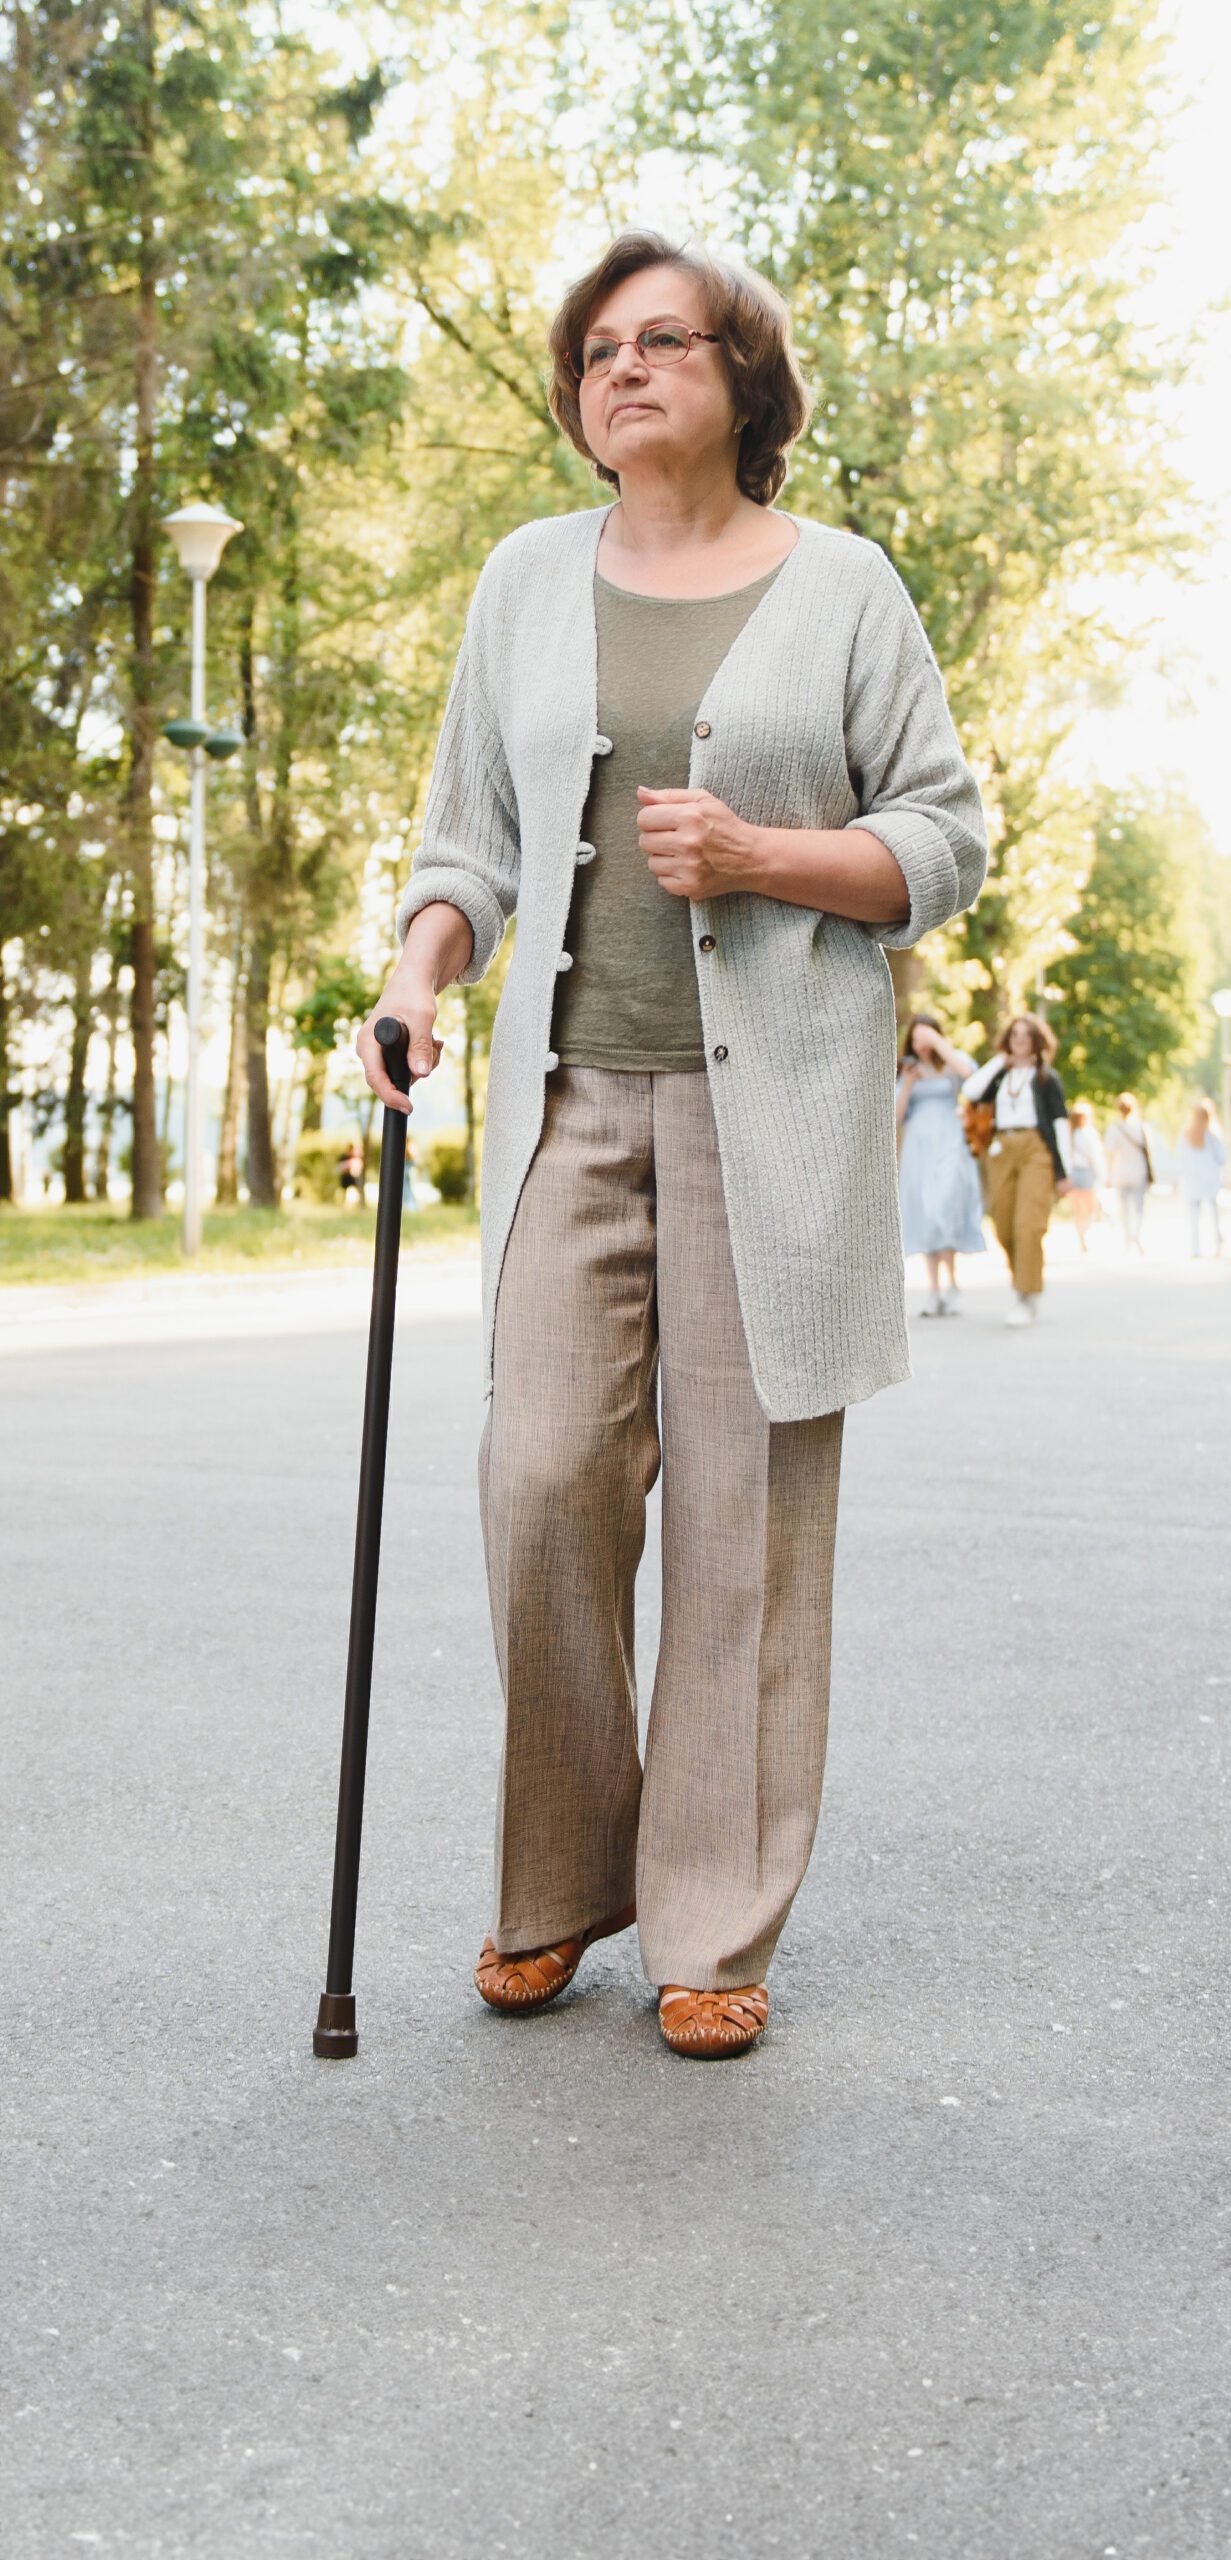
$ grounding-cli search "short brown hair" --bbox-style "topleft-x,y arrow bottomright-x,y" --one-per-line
996,1011 -> 1057,1067
546,230 -> 814,508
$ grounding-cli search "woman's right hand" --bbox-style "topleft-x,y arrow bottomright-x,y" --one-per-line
356,964 -> 444,1116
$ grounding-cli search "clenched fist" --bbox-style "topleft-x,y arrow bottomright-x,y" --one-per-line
636,786 -> 761,900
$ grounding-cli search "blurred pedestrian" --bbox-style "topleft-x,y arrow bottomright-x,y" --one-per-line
961,1014 -> 1073,1325
895,1013 -> 985,1314
1175,1099 -> 1224,1258
1067,1102 -> 1106,1251
1104,1092 -> 1151,1253
337,1139 -> 365,1209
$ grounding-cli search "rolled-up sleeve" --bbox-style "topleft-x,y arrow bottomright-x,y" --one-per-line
844,552 -> 988,950
394,574 -> 520,986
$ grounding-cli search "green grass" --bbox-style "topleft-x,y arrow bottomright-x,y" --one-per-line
0,1199 -> 480,1288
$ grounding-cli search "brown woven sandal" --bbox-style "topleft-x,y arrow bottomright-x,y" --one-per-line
474,1903 -> 636,2013
658,1982 -> 769,2058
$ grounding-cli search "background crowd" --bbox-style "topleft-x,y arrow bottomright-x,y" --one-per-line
896,1011 -> 1225,1325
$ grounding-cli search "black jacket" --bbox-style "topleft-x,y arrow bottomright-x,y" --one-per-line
984,1064 -> 1069,1184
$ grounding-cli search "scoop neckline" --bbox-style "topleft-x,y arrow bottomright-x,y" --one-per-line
593,539 -> 796,606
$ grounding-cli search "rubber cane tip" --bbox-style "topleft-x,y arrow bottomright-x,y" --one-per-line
313,1990 -> 358,2060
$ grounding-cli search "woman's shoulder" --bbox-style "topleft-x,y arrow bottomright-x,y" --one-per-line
481,506 -> 608,583
791,516 -> 897,605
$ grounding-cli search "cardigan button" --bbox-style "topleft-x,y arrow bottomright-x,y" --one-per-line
575,840 -> 597,864
594,733 -> 613,756
545,1051 -> 560,1071
694,720 -> 711,739
556,952 -> 573,972
698,934 -> 716,952
712,1044 -> 728,1062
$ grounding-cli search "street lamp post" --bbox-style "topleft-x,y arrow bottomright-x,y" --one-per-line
161,501 -> 244,1254
1212,988 -> 1231,1144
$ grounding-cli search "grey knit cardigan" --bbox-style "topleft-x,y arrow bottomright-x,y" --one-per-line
396,502 -> 987,1420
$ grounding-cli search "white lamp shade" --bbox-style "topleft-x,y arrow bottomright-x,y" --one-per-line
1212,988 -> 1231,1019
162,501 -> 244,580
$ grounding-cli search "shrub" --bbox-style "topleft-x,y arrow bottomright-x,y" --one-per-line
294,1127 -> 361,1203
423,1133 -> 469,1203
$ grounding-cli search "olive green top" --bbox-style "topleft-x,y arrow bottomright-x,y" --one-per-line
550,560 -> 787,1071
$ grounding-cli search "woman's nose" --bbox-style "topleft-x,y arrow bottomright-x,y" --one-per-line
609,342 -> 650,384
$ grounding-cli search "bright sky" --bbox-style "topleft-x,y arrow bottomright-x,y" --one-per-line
1054,0 -> 1231,847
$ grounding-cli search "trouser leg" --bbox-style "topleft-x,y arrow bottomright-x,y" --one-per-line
478,1069 -> 660,1950
634,1071 -> 845,1991
987,1144 -> 1019,1277
1011,1134 -> 1055,1295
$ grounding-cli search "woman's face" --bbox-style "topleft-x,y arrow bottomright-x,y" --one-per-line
577,265 -> 740,489
1006,1020 -> 1035,1063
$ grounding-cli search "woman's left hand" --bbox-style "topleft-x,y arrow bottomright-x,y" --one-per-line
637,787 -> 760,898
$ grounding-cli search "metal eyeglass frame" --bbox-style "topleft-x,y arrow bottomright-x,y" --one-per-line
569,320 -> 722,383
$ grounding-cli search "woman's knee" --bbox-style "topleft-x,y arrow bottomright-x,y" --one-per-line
484,1407 -> 657,1518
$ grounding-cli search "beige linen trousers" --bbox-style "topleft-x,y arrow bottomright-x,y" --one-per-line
477,1064 -> 844,1993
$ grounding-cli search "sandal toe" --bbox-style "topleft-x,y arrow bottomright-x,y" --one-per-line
658,1982 -> 769,2058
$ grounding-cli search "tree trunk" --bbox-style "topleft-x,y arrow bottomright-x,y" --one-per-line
63,949 -> 93,1202
215,938 -> 245,1204
298,1053 -> 328,1134
126,0 -> 161,1219
0,962 -> 13,1204
244,921 -> 278,1205
92,942 -> 122,1200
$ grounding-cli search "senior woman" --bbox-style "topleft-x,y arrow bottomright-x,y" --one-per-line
358,229 -> 987,2060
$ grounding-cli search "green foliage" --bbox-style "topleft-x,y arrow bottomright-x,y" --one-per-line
422,1133 -> 469,1203
293,1126 -> 361,1203
1047,791 -> 1204,1108
290,960 -> 376,1058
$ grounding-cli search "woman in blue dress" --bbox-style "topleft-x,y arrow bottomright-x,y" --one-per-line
896,1014 -> 986,1314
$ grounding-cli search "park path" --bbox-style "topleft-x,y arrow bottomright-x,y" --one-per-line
2,1234 -> 1227,2557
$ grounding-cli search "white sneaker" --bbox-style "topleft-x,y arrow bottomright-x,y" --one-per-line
920,1290 -> 943,1318
1004,1293 -> 1032,1328
939,1287 -> 962,1316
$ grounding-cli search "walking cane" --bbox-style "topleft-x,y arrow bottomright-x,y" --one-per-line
313,1015 -> 413,2059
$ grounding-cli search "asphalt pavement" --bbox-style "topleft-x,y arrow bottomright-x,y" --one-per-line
2,1233 -> 1227,2558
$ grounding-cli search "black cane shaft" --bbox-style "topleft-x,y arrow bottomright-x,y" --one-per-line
314,1018 -> 412,2057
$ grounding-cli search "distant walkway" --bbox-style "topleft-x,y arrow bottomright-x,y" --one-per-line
0,1250 -> 482,1356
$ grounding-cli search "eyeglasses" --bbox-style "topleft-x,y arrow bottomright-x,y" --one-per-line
569,318 -> 722,382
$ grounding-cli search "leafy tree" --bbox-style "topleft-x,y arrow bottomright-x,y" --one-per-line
290,955 -> 376,1131
1047,789 -> 1203,1108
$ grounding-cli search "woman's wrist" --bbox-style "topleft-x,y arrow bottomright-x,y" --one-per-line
400,900 -> 475,992
745,822 -> 910,925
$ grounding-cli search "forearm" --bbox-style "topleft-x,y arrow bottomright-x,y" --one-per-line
961,1052 -> 1006,1101
745,825 -> 910,926
397,900 -> 475,992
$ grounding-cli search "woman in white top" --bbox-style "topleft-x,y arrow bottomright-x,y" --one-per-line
1066,1102 -> 1106,1251
961,1013 -> 1072,1325
1103,1092 -> 1152,1253
1175,1099 -> 1224,1258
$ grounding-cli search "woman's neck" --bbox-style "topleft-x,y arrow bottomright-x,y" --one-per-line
602,476 -> 751,555
596,491 -> 799,598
